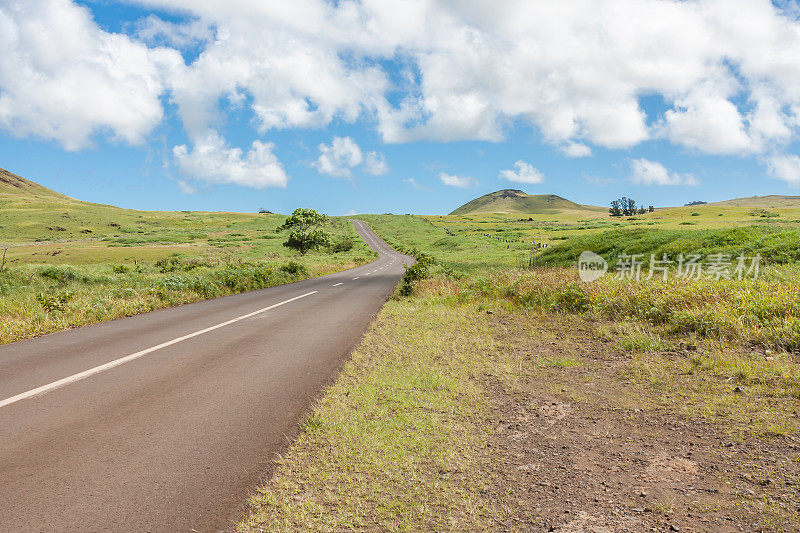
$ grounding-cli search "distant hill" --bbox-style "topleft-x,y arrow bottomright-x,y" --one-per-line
705,195 -> 800,209
450,189 -> 601,215
0,167 -> 72,200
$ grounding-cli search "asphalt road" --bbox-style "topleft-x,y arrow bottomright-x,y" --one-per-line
0,220 -> 412,532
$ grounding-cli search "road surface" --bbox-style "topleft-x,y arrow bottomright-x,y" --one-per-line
0,220 -> 411,532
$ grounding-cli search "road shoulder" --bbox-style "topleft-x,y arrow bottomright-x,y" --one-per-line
236,283 -> 799,531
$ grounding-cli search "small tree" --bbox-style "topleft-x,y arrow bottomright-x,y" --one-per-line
648,205 -> 655,212
624,197 -> 637,216
277,208 -> 328,232
283,229 -> 331,255
609,200 -> 622,217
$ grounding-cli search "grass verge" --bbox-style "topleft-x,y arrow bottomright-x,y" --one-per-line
239,272 -> 799,531
239,297 -> 522,531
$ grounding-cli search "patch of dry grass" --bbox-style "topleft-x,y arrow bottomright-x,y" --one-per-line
239,298 -> 525,531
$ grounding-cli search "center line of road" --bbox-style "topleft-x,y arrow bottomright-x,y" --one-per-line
332,282 -> 343,286
353,276 -> 359,280
0,290 -> 318,410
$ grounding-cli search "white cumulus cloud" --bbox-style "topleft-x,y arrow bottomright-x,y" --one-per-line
134,15 -> 214,49
629,158 -> 698,186
499,160 -> 545,184
173,130 -> 288,189
561,143 -> 593,158
765,153 -> 800,186
364,151 -> 389,175
4,0 -> 800,174
439,172 -> 477,188
313,136 -> 388,178
0,0 -> 181,151
313,136 -> 363,178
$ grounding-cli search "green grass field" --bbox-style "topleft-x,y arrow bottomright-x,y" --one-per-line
359,197 -> 800,270
0,172 -> 376,344
4,170 -> 800,529
240,202 -> 800,531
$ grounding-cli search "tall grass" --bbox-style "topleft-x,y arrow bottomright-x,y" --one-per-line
0,253 -> 373,345
536,226 -> 800,266
416,265 -> 800,351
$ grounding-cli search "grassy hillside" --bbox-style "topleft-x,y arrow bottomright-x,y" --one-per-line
708,195 -> 800,208
0,167 -> 71,200
535,226 -> 800,267
0,167 -> 377,343
449,189 -> 604,216
246,201 -> 800,532
0,166 -> 378,266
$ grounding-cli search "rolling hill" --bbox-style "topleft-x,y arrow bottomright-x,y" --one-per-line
449,189 -> 603,215
0,167 -> 73,200
705,195 -> 800,208
0,166 -> 280,264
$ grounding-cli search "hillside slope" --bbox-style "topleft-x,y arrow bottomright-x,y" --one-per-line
0,167 -> 73,200
706,195 -> 800,208
0,166 -> 260,254
450,189 -> 602,215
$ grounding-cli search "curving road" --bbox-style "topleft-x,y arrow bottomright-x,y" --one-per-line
0,220 -> 411,532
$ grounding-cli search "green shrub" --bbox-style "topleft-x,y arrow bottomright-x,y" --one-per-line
155,257 -> 182,273
329,236 -> 354,253
39,265 -> 81,283
36,290 -> 74,313
187,277 -> 219,298
280,261 -> 308,276
217,265 -> 276,291
158,275 -> 189,291
398,253 -> 436,296
283,229 -> 332,255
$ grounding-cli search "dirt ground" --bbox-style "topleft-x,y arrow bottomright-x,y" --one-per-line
483,314 -> 800,532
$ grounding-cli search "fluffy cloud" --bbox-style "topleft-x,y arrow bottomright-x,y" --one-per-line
134,15 -> 214,49
629,158 -> 698,186
313,136 -> 388,178
367,0 -> 800,153
561,143 -> 593,158
4,0 -> 800,174
173,130 -> 288,188
110,0 -> 800,155
765,153 -> 800,186
439,172 -> 477,188
365,151 -> 389,176
313,136 -> 363,178
499,160 -> 545,184
0,0 -> 180,150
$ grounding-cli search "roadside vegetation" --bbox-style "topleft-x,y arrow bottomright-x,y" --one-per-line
0,206 -> 375,344
241,208 -> 800,532
4,172 -> 799,529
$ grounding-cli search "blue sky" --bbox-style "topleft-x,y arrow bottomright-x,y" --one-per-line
2,0 -> 800,215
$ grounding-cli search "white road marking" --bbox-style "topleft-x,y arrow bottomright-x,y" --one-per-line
0,291 -> 318,410
332,282 -> 343,287
353,277 -> 360,280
